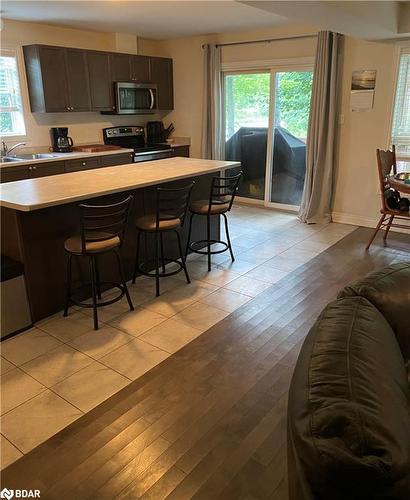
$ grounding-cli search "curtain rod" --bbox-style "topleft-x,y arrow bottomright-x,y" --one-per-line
203,34 -> 317,49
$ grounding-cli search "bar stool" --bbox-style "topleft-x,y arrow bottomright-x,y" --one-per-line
132,182 -> 194,297
186,171 -> 242,271
63,195 -> 134,330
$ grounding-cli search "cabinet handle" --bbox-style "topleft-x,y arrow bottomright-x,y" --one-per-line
28,166 -> 32,170
66,107 -> 70,111
112,106 -> 115,110
82,162 -> 86,166
32,166 -> 37,170
70,107 -> 74,111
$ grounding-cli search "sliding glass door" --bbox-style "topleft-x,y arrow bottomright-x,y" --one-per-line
224,72 -> 270,200
224,65 -> 313,209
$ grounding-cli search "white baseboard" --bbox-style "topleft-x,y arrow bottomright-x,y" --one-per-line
331,211 -> 410,234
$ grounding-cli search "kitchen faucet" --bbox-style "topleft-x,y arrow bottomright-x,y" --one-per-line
1,141 -> 27,157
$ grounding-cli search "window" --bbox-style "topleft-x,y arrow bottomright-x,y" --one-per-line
0,51 -> 26,137
391,48 -> 410,159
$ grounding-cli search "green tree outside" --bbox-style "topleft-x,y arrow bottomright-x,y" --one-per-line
225,71 -> 313,140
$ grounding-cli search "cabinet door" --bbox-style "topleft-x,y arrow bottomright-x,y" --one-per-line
0,166 -> 31,183
111,53 -> 131,81
100,153 -> 134,167
87,51 -> 115,112
65,157 -> 101,173
130,56 -> 151,83
30,162 -> 65,179
172,145 -> 190,158
150,57 -> 173,110
39,46 -> 69,112
65,49 -> 91,112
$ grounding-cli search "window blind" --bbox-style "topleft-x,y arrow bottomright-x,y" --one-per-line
391,48 -> 410,157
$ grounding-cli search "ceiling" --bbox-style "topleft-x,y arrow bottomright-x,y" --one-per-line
0,1 -> 289,39
242,1 -> 410,40
2,0 -> 408,40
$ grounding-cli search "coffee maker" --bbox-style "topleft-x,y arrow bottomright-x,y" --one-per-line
50,127 -> 73,152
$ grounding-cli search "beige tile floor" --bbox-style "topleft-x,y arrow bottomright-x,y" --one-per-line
0,204 -> 356,469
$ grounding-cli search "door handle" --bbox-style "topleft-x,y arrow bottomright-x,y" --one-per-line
149,89 -> 155,109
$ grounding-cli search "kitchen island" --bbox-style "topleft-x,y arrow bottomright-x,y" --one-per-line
1,157 -> 240,321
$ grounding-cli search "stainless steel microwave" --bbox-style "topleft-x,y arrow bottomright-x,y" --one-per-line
114,82 -> 157,114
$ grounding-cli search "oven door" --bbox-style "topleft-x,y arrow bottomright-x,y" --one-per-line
116,83 -> 157,114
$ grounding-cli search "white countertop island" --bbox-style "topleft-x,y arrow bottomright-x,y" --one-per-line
0,157 -> 240,211
1,156 -> 241,321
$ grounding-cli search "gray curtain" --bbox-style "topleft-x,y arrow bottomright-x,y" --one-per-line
201,44 -> 223,160
299,31 -> 342,224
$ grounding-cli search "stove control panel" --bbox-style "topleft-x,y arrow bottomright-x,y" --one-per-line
103,126 -> 145,138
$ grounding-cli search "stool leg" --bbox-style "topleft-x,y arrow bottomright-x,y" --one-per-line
176,230 -> 190,284
223,213 -> 235,262
63,254 -> 73,317
89,256 -> 99,330
94,256 -> 102,300
154,230 -> 160,297
132,230 -> 141,284
114,249 -> 134,311
160,232 -> 166,274
207,214 -> 211,272
185,213 -> 194,258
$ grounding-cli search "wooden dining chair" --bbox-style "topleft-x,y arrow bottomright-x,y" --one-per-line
366,145 -> 410,250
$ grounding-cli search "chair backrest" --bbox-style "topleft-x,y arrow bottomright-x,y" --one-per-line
156,182 -> 194,229
376,145 -> 397,212
79,195 -> 133,253
208,171 -> 243,213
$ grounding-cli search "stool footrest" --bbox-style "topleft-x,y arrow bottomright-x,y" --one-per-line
189,239 -> 229,255
137,258 -> 184,278
68,282 -> 125,309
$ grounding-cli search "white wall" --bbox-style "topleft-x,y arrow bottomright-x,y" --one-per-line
332,37 -> 400,226
139,23 -> 318,158
141,30 -> 403,227
0,19 -> 168,150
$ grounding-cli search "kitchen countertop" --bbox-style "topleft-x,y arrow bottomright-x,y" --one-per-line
0,148 -> 134,168
0,157 -> 240,212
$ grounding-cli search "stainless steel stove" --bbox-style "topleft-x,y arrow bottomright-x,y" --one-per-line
103,126 -> 174,163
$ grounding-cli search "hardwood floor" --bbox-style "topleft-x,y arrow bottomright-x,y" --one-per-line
1,227 -> 409,499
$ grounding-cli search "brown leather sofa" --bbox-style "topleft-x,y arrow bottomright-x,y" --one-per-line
288,262 -> 410,500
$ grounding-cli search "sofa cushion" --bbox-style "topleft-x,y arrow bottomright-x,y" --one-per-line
288,296 -> 410,500
338,262 -> 410,362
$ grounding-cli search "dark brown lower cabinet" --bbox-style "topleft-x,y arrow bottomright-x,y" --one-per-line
30,162 -> 65,178
173,145 -> 190,158
100,152 -> 134,167
0,149 -> 189,183
0,162 -> 65,183
65,157 -> 101,173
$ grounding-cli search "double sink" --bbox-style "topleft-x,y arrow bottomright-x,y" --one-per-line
0,153 -> 69,164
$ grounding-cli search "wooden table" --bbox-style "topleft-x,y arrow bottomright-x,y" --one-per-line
389,176 -> 410,194
389,160 -> 410,194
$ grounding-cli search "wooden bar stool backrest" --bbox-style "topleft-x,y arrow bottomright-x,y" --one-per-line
376,145 -> 397,212
208,171 -> 243,213
156,182 -> 195,230
79,195 -> 133,253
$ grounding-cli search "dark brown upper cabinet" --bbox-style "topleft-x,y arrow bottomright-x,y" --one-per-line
23,45 -> 91,112
110,53 -> 131,81
130,55 -> 151,82
23,45 -> 68,112
87,51 -> 115,112
64,48 -> 91,111
150,57 -> 173,110
23,45 -> 173,113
